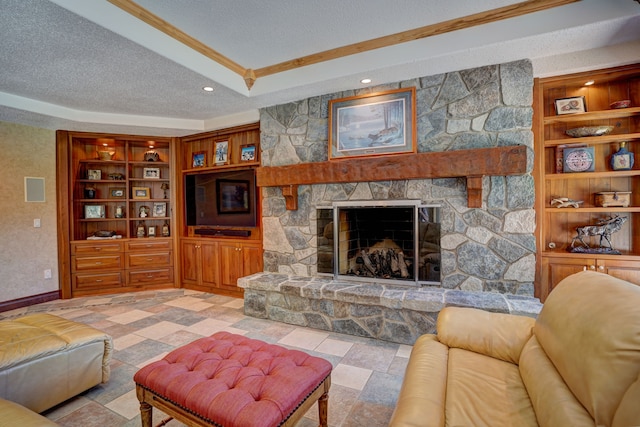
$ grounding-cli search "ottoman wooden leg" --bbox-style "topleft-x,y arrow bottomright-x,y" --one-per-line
318,391 -> 329,427
139,401 -> 152,427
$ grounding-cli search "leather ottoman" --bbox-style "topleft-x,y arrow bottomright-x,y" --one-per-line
134,331 -> 332,427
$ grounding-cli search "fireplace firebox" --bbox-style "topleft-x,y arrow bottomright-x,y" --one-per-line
317,201 -> 441,286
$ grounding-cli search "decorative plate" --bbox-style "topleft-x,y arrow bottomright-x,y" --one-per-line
566,126 -> 613,138
563,146 -> 595,173
609,100 -> 631,109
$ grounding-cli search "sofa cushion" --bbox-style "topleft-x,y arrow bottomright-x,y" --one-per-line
534,271 -> 640,426
446,348 -> 537,427
436,307 -> 535,364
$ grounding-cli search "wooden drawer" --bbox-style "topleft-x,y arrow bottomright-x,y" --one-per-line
72,241 -> 124,254
127,268 -> 173,285
73,272 -> 123,290
127,240 -> 172,252
126,252 -> 172,269
73,254 -> 123,271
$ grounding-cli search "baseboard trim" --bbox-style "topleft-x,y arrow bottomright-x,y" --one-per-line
0,291 -> 61,313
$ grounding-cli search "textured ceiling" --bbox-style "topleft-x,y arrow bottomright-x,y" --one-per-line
0,0 -> 639,136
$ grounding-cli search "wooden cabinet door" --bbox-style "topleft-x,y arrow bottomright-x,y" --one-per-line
540,256 -> 596,300
242,243 -> 263,276
600,259 -> 640,286
200,241 -> 219,287
181,240 -> 200,285
219,243 -> 243,289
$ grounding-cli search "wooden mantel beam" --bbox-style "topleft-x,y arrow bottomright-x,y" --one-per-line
256,145 -> 527,209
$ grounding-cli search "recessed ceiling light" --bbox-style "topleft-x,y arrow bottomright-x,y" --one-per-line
360,78 -> 372,84
203,86 -> 214,92
584,80 -> 595,86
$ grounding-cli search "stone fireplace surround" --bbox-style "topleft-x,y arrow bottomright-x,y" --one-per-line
240,59 -> 542,344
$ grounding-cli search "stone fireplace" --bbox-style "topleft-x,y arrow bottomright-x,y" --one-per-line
238,59 -> 542,344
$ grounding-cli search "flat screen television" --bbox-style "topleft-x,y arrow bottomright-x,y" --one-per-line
185,169 -> 257,227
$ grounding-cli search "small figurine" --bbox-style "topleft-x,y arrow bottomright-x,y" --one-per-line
570,215 -> 628,254
551,197 -> 583,208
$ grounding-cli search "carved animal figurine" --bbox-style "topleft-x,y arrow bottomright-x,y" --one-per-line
551,197 -> 583,208
570,215 -> 628,249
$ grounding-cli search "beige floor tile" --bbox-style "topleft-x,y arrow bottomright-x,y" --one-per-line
163,296 -> 213,311
104,389 -> 139,420
331,364 -> 373,390
134,321 -> 184,340
315,338 -> 354,357
222,299 -> 244,309
106,309 -> 154,324
113,333 -> 146,351
278,328 -> 330,351
184,318 -> 232,336
396,344 -> 413,358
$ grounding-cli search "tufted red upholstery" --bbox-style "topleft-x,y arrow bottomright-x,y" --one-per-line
134,331 -> 332,427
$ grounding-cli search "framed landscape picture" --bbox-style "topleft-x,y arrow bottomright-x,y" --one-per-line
329,87 -> 416,160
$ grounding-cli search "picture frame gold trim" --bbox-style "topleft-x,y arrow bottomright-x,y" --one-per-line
132,187 -> 151,199
329,87 -> 416,160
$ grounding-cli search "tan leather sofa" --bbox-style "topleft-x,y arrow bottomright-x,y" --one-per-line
390,271 -> 640,427
0,313 -> 112,425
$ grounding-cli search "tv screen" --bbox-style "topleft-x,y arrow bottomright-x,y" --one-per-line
185,169 -> 257,227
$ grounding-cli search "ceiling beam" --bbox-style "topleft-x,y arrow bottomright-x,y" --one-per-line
109,0 -> 580,90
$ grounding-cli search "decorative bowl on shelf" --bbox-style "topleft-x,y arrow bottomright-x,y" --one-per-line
97,150 -> 115,160
609,99 -> 631,109
566,125 -> 614,138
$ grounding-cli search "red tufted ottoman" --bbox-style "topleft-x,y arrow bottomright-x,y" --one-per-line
134,331 -> 332,427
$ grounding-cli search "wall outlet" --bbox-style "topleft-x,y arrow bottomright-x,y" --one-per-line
34,218 -> 41,228
44,269 -> 52,279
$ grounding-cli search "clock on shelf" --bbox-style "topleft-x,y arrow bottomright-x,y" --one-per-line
563,146 -> 595,173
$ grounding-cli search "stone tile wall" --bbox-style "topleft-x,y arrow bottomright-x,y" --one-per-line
259,59 -> 536,296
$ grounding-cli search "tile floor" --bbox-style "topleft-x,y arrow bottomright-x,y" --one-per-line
1,289 -> 411,426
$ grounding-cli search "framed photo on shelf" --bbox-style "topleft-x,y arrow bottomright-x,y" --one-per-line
214,140 -> 229,165
153,202 -> 167,217
217,179 -> 250,214
143,167 -> 160,179
192,151 -> 206,168
148,226 -> 156,237
240,144 -> 257,162
84,204 -> 105,219
329,87 -> 416,160
109,187 -> 126,198
554,96 -> 586,115
132,187 -> 151,199
87,169 -> 102,180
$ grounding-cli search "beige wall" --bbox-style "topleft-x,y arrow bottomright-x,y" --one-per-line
0,121 -> 59,302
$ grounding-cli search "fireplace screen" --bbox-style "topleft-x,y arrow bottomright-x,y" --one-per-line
317,203 -> 440,284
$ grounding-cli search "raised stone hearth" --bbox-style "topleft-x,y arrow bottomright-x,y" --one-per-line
239,273 -> 542,345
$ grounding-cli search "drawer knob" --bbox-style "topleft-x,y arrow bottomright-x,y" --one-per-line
95,279 -> 103,282
95,262 -> 102,265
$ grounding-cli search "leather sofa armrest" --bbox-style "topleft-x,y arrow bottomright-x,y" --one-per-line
389,334 -> 448,427
436,307 -> 535,364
